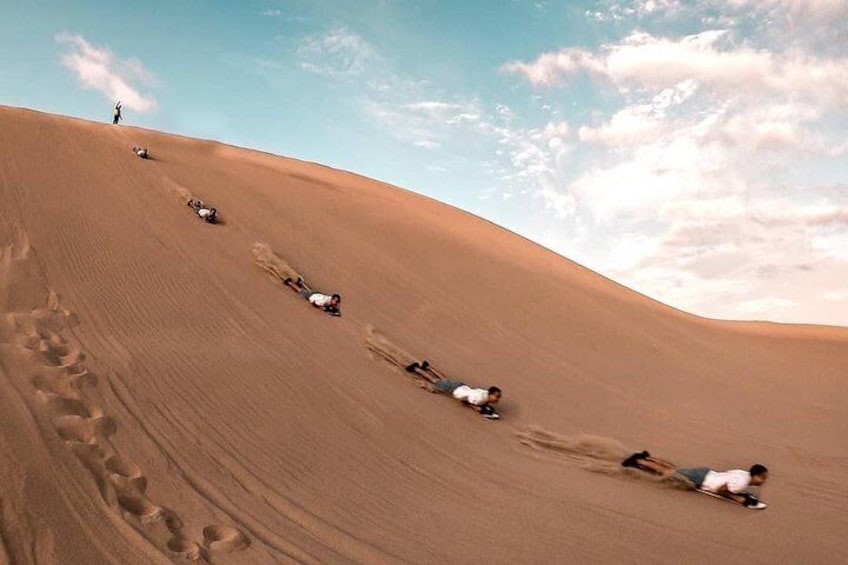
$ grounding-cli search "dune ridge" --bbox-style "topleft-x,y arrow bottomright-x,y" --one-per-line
1,105 -> 847,564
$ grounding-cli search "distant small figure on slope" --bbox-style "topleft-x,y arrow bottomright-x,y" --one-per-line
132,146 -> 149,159
112,101 -> 122,125
283,277 -> 341,317
187,199 -> 217,223
405,360 -> 502,419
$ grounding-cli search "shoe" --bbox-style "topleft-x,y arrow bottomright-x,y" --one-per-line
420,360 -> 430,371
283,278 -> 292,285
296,277 -> 304,286
622,452 -> 645,468
405,362 -> 420,373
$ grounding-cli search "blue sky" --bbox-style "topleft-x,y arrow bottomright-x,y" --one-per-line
2,0 -> 847,326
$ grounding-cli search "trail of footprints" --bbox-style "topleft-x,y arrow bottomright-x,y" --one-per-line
4,306 -> 248,562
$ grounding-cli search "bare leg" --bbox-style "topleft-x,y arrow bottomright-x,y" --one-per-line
645,455 -> 676,469
635,457 -> 676,475
283,277 -> 309,292
415,368 -> 440,385
622,451 -> 677,475
423,365 -> 450,381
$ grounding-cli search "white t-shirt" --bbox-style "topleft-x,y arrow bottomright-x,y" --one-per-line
198,208 -> 213,218
451,385 -> 489,406
700,470 -> 751,494
308,293 -> 333,307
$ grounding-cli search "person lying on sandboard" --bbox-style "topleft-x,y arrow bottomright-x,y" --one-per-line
187,199 -> 218,223
622,451 -> 769,508
405,360 -> 501,420
131,146 -> 149,159
283,276 -> 341,317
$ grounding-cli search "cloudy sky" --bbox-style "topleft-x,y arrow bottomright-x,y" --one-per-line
1,0 -> 846,326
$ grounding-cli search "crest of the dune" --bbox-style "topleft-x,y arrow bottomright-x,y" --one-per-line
1,105 -> 846,564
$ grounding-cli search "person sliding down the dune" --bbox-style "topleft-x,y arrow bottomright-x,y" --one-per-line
132,146 -> 149,159
405,360 -> 502,419
187,199 -> 218,223
622,451 -> 769,507
283,277 -> 341,316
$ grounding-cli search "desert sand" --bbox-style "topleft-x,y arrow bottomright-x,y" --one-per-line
1,105 -> 846,564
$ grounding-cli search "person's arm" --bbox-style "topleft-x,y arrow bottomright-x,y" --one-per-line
455,394 -> 486,412
712,484 -> 747,504
459,400 -> 482,412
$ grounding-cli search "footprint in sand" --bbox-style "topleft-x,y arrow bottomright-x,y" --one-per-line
53,414 -> 117,443
116,492 -> 163,524
66,365 -> 97,389
31,372 -> 76,398
167,537 -> 203,560
38,338 -> 84,368
105,454 -> 148,492
202,525 -> 250,553
38,392 -> 91,417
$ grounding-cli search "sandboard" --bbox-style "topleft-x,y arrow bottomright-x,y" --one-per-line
696,489 -> 767,509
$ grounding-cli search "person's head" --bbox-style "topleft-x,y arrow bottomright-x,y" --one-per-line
487,386 -> 502,404
749,464 -> 768,485
331,293 -> 341,307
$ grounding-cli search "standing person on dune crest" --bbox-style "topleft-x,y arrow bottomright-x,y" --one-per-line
112,101 -> 122,125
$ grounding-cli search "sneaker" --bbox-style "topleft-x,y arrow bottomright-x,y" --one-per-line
405,362 -> 420,373
283,278 -> 292,285
622,452 -> 645,468
420,360 -> 431,371
479,404 -> 499,418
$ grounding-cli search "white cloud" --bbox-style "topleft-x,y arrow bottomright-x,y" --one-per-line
263,9 -> 281,17
297,27 -> 377,77
493,3 -> 848,325
56,33 -> 157,112
824,288 -> 848,301
504,30 -> 848,106
414,140 -> 441,149
738,296 -> 797,315
727,0 -> 848,21
406,101 -> 465,113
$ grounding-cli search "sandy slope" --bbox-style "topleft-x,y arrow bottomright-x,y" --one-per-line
0,105 -> 846,564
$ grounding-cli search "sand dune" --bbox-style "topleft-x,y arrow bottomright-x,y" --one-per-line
1,105 -> 846,564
